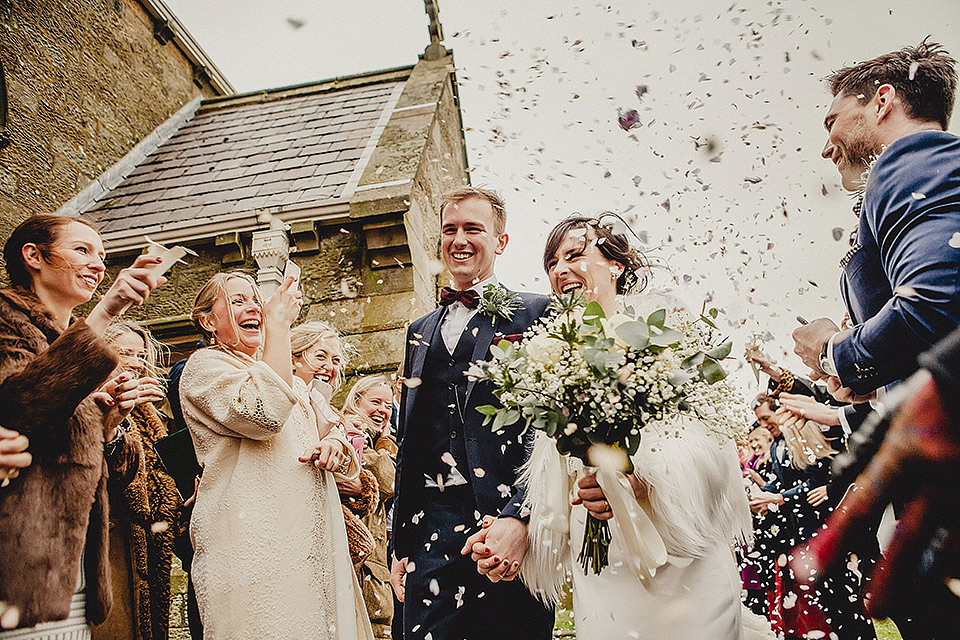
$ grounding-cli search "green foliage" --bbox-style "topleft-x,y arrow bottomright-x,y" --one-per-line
478,284 -> 524,325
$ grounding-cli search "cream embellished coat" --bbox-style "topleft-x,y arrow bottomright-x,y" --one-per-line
180,347 -> 373,640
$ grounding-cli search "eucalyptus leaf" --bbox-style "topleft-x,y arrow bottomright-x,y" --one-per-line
647,309 -> 666,328
615,321 -> 650,349
475,405 -> 499,416
650,326 -> 684,347
701,357 -> 728,384
681,352 -> 705,369
501,410 -> 521,426
706,341 -> 733,360
582,303 -> 606,328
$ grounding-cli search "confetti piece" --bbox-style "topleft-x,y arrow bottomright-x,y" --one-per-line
151,521 -> 170,533
0,604 -> 20,630
912,192 -> 926,200
403,377 -> 422,388
441,452 -> 458,467
950,232 -> 960,248
618,109 -> 641,131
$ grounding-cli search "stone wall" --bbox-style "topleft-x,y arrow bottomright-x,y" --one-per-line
0,0 -> 219,242
109,215 -> 417,383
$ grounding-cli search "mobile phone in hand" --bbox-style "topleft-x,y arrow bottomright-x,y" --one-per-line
283,260 -> 301,287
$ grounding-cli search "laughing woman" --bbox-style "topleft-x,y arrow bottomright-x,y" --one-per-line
513,216 -> 772,640
179,272 -> 373,640
0,214 -> 163,638
341,376 -> 398,639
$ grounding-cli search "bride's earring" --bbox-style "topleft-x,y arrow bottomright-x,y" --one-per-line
611,268 -> 623,281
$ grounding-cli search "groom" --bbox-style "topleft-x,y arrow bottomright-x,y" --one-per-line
390,186 -> 554,640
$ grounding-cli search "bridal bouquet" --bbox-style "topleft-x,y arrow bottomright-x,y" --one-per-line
468,294 -> 746,574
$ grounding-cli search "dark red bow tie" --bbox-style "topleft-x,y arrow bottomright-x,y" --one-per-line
439,286 -> 480,309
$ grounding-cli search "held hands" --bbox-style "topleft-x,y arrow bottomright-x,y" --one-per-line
461,515 -> 528,582
0,426 -> 31,486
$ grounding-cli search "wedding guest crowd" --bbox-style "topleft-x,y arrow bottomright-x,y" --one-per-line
0,37 -> 957,640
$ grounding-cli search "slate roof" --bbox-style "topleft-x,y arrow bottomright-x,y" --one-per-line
80,70 -> 408,244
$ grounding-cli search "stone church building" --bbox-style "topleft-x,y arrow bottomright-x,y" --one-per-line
2,0 -> 468,377
2,1 -> 468,635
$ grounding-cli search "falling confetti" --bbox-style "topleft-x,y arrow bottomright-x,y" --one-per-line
617,109 -> 641,131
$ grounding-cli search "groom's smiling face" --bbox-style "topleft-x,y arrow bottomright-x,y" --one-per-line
440,196 -> 508,290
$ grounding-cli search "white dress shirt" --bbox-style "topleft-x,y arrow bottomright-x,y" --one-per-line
440,276 -> 498,354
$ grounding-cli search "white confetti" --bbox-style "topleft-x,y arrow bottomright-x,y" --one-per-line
429,579 -> 440,596
0,604 -> 20,630
912,192 -> 926,200
950,232 -> 960,248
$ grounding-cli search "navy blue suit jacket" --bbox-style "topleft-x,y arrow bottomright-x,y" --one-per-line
836,131 -> 960,395
393,290 -> 550,559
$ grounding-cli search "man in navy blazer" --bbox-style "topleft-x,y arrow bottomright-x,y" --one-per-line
793,40 -> 960,404
389,186 -> 554,640
792,41 -> 960,639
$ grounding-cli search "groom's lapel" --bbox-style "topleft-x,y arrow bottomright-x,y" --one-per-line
464,314 -> 497,409
464,286 -> 512,408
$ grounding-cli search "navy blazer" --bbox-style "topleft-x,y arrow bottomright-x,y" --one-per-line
393,290 -> 550,559
836,131 -> 960,395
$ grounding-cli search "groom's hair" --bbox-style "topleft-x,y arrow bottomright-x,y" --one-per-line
826,38 -> 957,129
439,186 -> 507,235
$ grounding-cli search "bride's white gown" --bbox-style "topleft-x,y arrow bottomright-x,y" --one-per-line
519,293 -> 773,640
567,424 -> 748,639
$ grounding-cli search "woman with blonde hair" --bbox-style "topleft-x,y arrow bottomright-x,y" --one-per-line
179,272 -> 373,639
94,321 -> 185,640
342,375 -> 398,639
289,321 -> 379,571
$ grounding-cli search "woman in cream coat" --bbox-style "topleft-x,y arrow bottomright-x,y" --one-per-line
179,271 -> 373,640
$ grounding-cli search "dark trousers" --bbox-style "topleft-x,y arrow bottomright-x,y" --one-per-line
400,487 -> 554,640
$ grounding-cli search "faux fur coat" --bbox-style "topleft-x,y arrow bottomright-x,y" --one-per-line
93,403 -> 186,640
0,287 -> 141,628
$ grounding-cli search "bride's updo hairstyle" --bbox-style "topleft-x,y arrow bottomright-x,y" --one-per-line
542,214 -> 648,295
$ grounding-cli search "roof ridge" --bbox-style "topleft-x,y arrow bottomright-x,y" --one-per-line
197,65 -> 414,112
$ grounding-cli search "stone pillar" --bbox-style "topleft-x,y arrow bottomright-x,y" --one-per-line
251,227 -> 290,297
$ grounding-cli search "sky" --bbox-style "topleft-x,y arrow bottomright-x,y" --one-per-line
164,0 -> 960,391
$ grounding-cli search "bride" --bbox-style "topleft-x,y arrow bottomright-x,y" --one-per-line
471,216 -> 772,639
